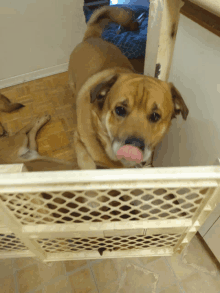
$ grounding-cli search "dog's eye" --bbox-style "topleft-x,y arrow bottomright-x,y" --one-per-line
97,93 -> 105,100
115,106 -> 126,117
149,112 -> 161,123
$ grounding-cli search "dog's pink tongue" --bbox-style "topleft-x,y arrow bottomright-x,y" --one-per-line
116,145 -> 143,163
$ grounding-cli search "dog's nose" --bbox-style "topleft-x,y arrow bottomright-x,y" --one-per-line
125,137 -> 145,151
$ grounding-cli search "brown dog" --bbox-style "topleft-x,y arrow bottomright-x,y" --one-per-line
0,95 -> 76,171
0,93 -> 24,135
68,6 -> 189,170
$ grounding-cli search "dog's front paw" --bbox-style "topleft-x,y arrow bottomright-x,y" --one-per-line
36,114 -> 51,125
41,114 -> 51,122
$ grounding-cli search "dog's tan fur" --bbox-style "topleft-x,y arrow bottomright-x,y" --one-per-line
68,6 -> 189,170
0,94 -> 76,171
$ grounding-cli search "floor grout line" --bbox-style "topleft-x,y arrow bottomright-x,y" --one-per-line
164,256 -> 186,293
12,258 -> 38,273
88,259 -> 101,293
64,262 -> 88,275
26,274 -> 68,293
13,270 -> 19,293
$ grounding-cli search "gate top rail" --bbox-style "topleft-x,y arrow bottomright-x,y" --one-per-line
0,165 -> 220,187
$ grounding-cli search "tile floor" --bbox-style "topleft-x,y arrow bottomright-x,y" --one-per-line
0,234 -> 219,293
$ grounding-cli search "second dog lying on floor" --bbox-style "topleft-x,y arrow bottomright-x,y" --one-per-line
0,93 -> 76,171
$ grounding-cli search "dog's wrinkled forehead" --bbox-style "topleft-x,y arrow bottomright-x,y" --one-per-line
90,73 -> 188,120
109,76 -> 173,111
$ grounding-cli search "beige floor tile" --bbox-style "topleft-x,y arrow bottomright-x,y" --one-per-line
182,234 -> 219,276
138,256 -> 162,266
101,280 -> 120,293
166,253 -> 197,280
92,259 -> 118,290
200,271 -> 220,290
44,276 -> 70,293
159,283 -> 181,293
0,258 -> 14,278
16,263 -> 42,293
69,268 -> 97,293
14,257 -> 37,270
144,258 -> 176,292
0,275 -> 16,293
64,260 -> 87,273
111,257 -> 159,281
37,261 -> 65,283
115,256 -> 160,269
110,258 -> 129,277
181,272 -> 219,293
116,263 -> 158,293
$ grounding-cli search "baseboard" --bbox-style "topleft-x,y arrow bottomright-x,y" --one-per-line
0,63 -> 68,89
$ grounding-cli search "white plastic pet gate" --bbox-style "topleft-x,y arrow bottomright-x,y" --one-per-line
0,165 -> 220,262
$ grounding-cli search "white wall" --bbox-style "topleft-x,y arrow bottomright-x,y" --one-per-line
0,0 -> 86,88
154,14 -> 220,167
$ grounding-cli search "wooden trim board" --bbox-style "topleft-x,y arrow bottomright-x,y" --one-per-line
181,0 -> 220,38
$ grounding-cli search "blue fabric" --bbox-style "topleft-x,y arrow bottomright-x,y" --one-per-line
83,4 -> 149,59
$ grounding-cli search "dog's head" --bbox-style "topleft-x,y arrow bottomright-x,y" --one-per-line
90,73 -> 189,167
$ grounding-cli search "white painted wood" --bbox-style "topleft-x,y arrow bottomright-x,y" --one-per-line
190,0 -> 220,17
144,0 -> 184,81
156,0 -> 184,81
144,0 -> 164,77
204,217 -> 220,262
0,64 -> 68,90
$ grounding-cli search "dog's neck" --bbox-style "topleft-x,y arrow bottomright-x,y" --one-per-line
91,110 -> 119,162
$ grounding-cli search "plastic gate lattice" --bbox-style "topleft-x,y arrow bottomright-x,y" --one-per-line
0,165 -> 219,262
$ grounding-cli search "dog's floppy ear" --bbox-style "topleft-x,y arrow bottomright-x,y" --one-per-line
169,83 -> 189,120
90,74 -> 118,109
